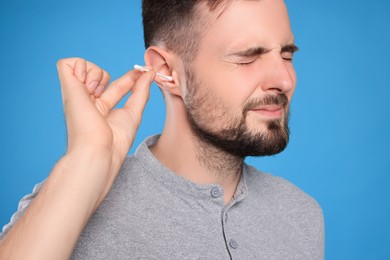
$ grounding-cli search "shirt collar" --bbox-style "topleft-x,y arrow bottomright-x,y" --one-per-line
134,135 -> 248,204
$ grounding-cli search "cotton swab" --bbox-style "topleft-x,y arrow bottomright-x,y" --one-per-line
133,64 -> 173,81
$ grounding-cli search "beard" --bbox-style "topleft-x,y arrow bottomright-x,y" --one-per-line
184,67 -> 290,158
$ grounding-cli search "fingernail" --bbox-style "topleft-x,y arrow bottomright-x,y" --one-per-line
87,81 -> 98,92
94,85 -> 104,96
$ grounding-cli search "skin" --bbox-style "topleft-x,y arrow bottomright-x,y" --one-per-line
0,0 -> 296,258
150,0 -> 297,202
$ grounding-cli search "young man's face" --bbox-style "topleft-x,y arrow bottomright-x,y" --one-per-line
183,0 -> 297,157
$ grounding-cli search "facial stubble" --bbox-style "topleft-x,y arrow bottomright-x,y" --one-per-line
184,67 -> 290,159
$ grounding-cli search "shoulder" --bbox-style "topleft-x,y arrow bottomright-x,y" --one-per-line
243,164 -> 323,221
239,165 -> 324,258
103,154 -> 146,199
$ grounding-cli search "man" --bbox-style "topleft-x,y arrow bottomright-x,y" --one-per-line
0,0 -> 324,259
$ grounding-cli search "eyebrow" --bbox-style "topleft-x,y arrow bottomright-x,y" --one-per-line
227,43 -> 299,58
281,44 -> 299,53
227,46 -> 269,58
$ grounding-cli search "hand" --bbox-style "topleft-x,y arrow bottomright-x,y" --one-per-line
0,57 -> 156,260
57,57 -> 155,204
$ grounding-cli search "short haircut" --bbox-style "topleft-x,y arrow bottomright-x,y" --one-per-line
142,0 -> 232,63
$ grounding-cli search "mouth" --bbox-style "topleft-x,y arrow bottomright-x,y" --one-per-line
249,105 -> 284,119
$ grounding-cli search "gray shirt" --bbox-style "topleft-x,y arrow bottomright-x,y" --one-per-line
1,135 -> 324,259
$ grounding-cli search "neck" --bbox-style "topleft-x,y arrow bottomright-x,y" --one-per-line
150,97 -> 243,203
193,135 -> 243,180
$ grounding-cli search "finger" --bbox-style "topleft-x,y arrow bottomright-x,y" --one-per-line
57,58 -> 89,99
94,70 -> 111,98
57,58 -> 97,121
122,71 -> 155,128
85,66 -> 104,94
74,58 -> 87,83
98,69 -> 148,113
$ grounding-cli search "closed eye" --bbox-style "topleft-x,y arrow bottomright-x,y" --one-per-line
281,44 -> 299,62
282,55 -> 294,62
227,46 -> 268,66
237,59 -> 257,66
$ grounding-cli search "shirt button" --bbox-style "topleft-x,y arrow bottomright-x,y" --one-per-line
211,187 -> 221,198
229,239 -> 238,249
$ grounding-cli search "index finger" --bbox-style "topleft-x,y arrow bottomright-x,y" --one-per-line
98,68 -> 152,113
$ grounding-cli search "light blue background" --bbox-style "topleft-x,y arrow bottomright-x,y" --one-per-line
1,0 -> 389,259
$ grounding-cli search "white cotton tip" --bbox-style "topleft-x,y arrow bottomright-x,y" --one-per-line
133,64 -> 173,81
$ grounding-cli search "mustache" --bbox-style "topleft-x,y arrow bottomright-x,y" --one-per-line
243,94 -> 289,113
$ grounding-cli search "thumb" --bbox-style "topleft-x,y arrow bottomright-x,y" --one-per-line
122,70 -> 155,130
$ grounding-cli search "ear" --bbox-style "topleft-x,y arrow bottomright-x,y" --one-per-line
144,46 -> 181,96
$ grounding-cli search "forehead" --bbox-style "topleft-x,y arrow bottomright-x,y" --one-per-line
199,0 -> 293,52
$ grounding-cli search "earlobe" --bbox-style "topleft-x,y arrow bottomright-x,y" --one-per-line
144,47 -> 182,96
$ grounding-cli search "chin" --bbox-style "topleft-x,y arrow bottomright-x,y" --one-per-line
248,118 -> 283,133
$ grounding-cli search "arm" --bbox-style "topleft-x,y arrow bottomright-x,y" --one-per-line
0,58 -> 155,260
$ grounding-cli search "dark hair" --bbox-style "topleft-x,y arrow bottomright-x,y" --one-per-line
142,0 -> 230,63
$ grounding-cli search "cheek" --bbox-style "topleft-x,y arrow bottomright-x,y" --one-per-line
193,53 -> 260,113
201,66 -> 259,108
287,63 -> 297,97
286,61 -> 297,80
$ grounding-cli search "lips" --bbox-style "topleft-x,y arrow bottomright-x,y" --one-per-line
244,94 -> 288,119
249,105 -> 283,118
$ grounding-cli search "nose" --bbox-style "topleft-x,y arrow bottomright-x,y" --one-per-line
260,55 -> 296,94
